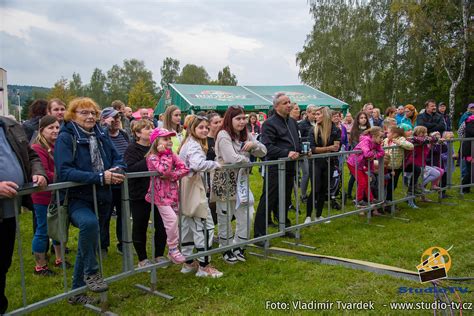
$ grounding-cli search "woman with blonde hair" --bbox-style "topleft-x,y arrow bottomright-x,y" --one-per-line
305,106 -> 341,224
178,115 -> 223,278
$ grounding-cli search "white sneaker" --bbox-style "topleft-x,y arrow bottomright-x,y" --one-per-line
304,217 -> 311,224
180,261 -> 199,274
195,265 -> 223,278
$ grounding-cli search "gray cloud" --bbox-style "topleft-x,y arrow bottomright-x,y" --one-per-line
0,0 -> 313,87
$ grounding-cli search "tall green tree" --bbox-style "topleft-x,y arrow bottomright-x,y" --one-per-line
393,0 -> 471,123
121,59 -> 156,97
177,64 -> 210,85
216,66 -> 238,86
128,79 -> 156,110
160,57 -> 180,88
68,72 -> 84,97
86,68 -> 108,107
106,64 -> 127,104
48,78 -> 74,103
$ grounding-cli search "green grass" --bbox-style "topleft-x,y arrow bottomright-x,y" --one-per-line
5,164 -> 474,315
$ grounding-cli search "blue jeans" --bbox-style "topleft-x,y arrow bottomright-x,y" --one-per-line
68,199 -> 101,289
32,204 -> 59,253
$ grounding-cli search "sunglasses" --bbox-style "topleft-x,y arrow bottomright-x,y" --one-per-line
230,105 -> 244,109
196,115 -> 209,121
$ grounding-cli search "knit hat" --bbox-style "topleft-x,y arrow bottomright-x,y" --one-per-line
100,107 -> 119,119
150,128 -> 176,144
468,103 -> 474,110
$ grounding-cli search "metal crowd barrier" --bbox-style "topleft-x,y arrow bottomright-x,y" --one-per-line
5,137 -> 474,315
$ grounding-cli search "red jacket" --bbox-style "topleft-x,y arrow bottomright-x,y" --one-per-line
31,143 -> 54,205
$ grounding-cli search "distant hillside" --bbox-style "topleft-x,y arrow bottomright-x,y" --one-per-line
7,85 -> 51,107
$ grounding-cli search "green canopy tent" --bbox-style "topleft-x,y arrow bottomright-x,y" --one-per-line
155,83 -> 349,115
243,85 -> 349,111
155,84 -> 272,115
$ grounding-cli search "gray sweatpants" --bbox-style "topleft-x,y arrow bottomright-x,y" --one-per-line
216,200 -> 254,248
180,210 -> 214,265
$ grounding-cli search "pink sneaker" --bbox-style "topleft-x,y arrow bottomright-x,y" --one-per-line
195,264 -> 223,278
168,248 -> 186,264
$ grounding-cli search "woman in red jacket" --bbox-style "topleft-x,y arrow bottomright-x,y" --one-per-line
31,115 -> 67,275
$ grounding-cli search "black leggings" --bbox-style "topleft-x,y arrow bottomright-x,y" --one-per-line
0,217 -> 15,314
130,199 -> 167,261
306,161 -> 329,218
386,164 -> 421,201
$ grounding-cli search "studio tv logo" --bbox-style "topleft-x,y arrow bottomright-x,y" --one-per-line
417,246 -> 451,283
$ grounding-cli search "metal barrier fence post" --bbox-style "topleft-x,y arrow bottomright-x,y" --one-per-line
278,160 -> 287,235
121,177 -> 133,272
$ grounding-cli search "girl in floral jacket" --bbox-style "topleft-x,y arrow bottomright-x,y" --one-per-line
347,127 -> 385,207
145,128 -> 189,264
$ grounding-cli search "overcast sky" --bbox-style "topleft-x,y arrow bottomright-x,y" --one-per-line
0,0 -> 314,88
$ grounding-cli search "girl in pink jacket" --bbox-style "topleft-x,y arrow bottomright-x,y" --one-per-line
347,127 -> 385,206
145,128 -> 189,264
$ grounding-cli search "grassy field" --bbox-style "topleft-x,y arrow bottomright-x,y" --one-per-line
5,163 -> 474,315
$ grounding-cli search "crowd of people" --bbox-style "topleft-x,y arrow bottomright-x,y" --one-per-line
1,94 -> 473,311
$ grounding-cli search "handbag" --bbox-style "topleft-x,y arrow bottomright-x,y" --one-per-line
47,190 -> 70,243
46,135 -> 75,243
235,168 -> 254,209
180,173 -> 209,219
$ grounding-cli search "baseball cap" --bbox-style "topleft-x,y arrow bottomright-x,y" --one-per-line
150,128 -> 177,144
100,107 -> 119,119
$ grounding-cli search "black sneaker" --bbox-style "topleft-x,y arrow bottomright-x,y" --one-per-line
356,201 -> 368,208
222,250 -> 238,264
284,231 -> 296,239
34,265 -> 56,276
253,240 -> 268,248
232,249 -> 246,262
68,294 -> 99,305
84,272 -> 108,293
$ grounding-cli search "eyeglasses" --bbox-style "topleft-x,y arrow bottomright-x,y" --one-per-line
76,110 -> 97,117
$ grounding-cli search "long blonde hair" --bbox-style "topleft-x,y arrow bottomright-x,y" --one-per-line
178,115 -> 208,154
313,107 -> 332,147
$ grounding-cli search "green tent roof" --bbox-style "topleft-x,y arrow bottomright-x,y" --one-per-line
155,84 -> 348,115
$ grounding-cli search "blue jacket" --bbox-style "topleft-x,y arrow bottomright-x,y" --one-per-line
458,111 -> 472,129
54,121 -> 125,203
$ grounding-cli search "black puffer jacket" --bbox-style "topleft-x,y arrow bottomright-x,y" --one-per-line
298,119 -> 313,143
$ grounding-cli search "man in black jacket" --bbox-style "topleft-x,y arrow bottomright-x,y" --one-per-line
417,99 -> 446,135
254,93 -> 301,241
0,116 -> 47,314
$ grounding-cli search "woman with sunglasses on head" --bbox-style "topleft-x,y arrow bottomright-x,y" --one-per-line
214,106 -> 266,264
178,115 -> 223,278
55,97 -> 125,305
31,115 -> 69,276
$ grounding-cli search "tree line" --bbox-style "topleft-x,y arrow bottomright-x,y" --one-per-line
46,58 -> 238,111
297,0 -> 472,120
